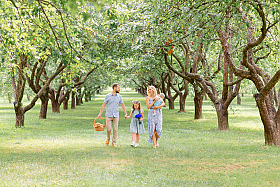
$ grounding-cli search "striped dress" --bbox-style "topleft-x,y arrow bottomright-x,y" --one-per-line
148,98 -> 163,143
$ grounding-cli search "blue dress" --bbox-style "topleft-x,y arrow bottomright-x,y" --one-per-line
130,109 -> 145,134
148,98 -> 163,143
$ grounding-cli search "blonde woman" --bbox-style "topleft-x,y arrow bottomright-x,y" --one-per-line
146,86 -> 165,148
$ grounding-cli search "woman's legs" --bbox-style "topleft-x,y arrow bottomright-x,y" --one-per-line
153,123 -> 159,147
152,133 -> 156,148
152,126 -> 157,148
155,133 -> 159,147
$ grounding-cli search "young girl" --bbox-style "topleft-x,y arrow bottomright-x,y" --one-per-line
126,100 -> 145,147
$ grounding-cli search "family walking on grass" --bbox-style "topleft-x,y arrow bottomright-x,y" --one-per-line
97,83 -> 165,148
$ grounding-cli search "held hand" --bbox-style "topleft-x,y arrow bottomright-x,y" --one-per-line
125,114 -> 128,119
97,114 -> 101,118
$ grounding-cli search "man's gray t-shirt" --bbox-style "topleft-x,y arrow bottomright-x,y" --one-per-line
104,93 -> 124,118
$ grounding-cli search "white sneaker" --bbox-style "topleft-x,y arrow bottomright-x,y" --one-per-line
131,141 -> 135,147
135,143 -> 138,147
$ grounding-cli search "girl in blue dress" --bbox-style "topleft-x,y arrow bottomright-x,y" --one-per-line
126,100 -> 145,147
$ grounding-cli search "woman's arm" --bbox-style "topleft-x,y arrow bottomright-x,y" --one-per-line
154,101 -> 165,109
146,96 -> 159,109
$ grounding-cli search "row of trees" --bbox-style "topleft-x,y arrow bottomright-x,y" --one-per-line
0,0 -> 118,126
109,0 -> 280,145
1,0 -> 280,146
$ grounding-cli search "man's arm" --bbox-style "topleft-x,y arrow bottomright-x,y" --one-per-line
98,103 -> 107,118
121,103 -> 128,119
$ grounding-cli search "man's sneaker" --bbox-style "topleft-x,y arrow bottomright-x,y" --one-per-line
112,143 -> 117,147
105,139 -> 110,146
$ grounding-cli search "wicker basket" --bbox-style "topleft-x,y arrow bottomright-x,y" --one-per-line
94,117 -> 105,131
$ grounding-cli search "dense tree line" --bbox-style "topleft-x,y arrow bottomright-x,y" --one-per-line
1,0 -> 280,146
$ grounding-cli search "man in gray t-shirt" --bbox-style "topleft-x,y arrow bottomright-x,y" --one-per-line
98,83 -> 127,147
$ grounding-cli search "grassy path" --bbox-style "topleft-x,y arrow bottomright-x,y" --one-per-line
1,89 -> 280,186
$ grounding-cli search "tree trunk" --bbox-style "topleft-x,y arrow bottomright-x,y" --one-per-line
76,95 -> 81,106
168,98 -> 175,109
237,94 -> 241,105
49,91 -> 60,113
39,87 -> 49,119
273,87 -> 278,107
84,90 -> 89,102
51,100 -> 60,113
88,91 -> 92,101
216,104 -> 229,131
76,88 -> 82,106
278,86 -> 280,107
179,93 -> 186,112
15,105 -> 25,127
263,122 -> 280,145
26,94 -> 30,101
194,90 -> 204,119
63,97 -> 69,110
255,98 -> 280,145
39,95 -> 49,119
63,91 -> 70,110
71,92 -> 75,109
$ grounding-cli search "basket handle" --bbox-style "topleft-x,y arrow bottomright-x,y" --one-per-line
94,117 -> 104,125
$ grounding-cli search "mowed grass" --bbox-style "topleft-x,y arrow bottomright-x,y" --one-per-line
1,89 -> 280,186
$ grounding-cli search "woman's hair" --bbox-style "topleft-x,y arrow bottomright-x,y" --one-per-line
147,86 -> 157,97
132,100 -> 141,114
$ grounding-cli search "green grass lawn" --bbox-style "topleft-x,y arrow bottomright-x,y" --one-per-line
1,89 -> 280,186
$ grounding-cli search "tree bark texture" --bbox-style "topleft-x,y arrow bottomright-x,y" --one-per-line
14,104 -> 25,127
63,94 -> 69,110
39,91 -> 49,119
71,92 -> 75,109
194,90 -> 204,119
179,93 -> 186,113
237,94 -> 241,105
216,104 -> 229,131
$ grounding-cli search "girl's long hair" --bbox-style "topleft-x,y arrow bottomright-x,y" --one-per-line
147,86 -> 157,97
132,100 -> 141,114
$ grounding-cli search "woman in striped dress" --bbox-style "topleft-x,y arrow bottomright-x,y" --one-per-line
146,86 -> 165,148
